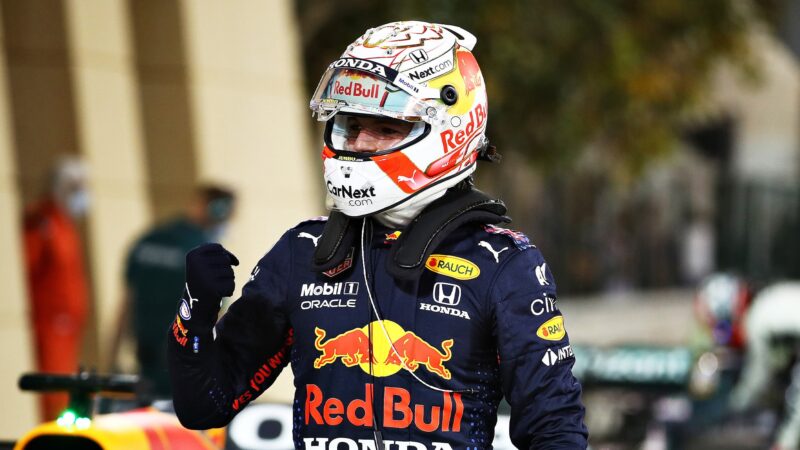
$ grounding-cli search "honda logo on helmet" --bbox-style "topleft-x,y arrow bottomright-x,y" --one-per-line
432,282 -> 461,306
409,49 -> 429,64
330,58 -> 394,79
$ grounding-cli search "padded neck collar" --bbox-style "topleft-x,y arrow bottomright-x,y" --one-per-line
312,182 -> 509,280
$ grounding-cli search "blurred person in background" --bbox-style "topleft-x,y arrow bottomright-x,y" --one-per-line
22,155 -> 91,421
729,282 -> 800,450
694,273 -> 751,352
113,184 -> 235,401
168,21 -> 587,449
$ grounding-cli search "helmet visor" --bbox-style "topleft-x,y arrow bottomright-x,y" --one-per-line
327,113 -> 428,154
310,67 -> 435,122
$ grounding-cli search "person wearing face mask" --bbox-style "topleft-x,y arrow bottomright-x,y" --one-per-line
168,21 -> 587,450
114,184 -> 235,401
22,156 -> 91,421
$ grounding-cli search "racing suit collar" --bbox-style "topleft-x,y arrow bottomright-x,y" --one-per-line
311,181 -> 509,280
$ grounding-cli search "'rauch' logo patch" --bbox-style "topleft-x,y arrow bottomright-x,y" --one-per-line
536,316 -> 566,341
425,254 -> 480,280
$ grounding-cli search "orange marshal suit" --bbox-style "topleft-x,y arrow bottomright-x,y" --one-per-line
23,200 -> 89,421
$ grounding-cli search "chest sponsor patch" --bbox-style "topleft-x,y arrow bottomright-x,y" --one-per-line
536,316 -> 566,341
542,344 -> 573,367
323,248 -> 354,278
179,299 -> 191,320
425,254 -> 480,280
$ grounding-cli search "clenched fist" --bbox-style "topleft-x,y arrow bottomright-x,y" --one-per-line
180,243 -> 240,327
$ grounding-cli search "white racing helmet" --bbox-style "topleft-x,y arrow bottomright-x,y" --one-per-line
310,21 -> 489,218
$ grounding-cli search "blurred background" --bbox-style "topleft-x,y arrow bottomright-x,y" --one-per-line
1,0 -> 800,449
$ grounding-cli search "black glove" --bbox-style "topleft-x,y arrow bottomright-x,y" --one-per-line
180,243 -> 240,329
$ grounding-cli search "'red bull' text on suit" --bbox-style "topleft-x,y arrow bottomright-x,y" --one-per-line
167,217 -> 588,450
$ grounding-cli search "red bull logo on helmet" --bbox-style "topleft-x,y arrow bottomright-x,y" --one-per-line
457,50 -> 482,95
313,320 -> 453,379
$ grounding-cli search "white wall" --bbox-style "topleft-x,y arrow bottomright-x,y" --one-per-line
180,0 -> 320,402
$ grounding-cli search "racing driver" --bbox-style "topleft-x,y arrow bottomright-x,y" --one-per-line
168,21 -> 588,450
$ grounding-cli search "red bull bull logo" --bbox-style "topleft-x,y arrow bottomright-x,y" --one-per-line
384,332 -> 453,379
314,327 -> 373,368
172,319 -> 188,347
313,320 -> 453,380
456,50 -> 482,95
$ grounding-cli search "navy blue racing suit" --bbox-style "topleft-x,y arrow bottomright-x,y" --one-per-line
168,218 -> 588,449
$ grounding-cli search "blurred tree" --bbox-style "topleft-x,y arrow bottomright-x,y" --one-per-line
294,0 -> 781,174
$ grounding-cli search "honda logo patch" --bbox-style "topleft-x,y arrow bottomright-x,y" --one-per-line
432,282 -> 461,306
409,49 -> 429,64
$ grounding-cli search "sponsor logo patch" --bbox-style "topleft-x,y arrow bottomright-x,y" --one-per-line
329,58 -> 393,79
409,48 -> 429,64
314,320 -> 453,379
300,282 -> 359,297
406,52 -> 454,82
425,254 -> 480,280
172,319 -> 188,347
301,298 -> 357,310
542,344 -> 574,367
298,281 -> 359,310
432,282 -> 461,305
421,281 -> 470,319
530,296 -> 558,316
303,437 -> 453,450
175,316 -> 188,336
323,248 -> 354,278
298,232 -> 321,247
420,303 -> 470,320
478,241 -> 508,263
304,383 -> 462,438
385,231 -> 402,243
440,103 -> 487,152
537,316 -> 566,341
332,81 -> 380,99
179,299 -> 191,320
326,182 -> 376,199
327,182 -> 376,207
535,263 -> 550,286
